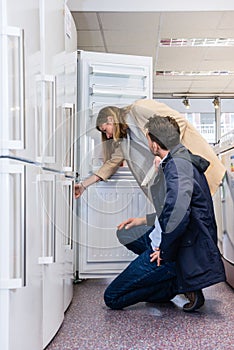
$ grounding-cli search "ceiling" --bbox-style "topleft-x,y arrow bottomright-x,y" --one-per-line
70,10 -> 234,97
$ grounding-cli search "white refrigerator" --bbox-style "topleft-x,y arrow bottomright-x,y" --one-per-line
218,131 -> 234,288
0,0 -> 77,349
75,50 -> 154,278
214,130 -> 234,288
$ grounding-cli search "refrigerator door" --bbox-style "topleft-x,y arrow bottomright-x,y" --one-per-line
220,149 -> 234,264
58,177 -> 74,311
0,159 -> 43,350
0,0 -> 41,160
219,145 -> 234,288
78,180 -> 153,277
212,187 -> 223,254
36,171 -> 64,348
76,50 -> 153,278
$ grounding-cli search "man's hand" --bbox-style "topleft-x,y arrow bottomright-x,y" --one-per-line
117,217 -> 146,230
153,156 -> 161,173
150,248 -> 162,266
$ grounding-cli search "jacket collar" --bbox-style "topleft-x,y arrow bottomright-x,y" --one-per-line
161,143 -> 210,173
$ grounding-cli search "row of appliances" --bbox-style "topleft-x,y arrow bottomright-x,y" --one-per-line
0,1 -> 77,349
1,1 -> 233,349
0,1 -> 154,348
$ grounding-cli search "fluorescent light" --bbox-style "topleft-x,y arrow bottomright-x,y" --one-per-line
156,70 -> 234,76
160,38 -> 234,47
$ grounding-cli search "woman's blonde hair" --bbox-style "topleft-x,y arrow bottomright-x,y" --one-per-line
96,105 -> 131,161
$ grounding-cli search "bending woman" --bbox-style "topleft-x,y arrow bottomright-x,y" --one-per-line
74,99 -> 226,199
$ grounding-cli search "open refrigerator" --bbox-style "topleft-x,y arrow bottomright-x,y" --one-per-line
75,50 -> 154,278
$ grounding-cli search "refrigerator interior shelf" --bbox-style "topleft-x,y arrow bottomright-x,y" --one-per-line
89,86 -> 147,98
89,65 -> 147,79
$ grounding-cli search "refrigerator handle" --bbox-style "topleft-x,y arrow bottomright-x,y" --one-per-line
1,27 -> 25,149
62,103 -> 75,172
0,163 -> 26,289
63,180 -> 73,250
35,75 -> 56,163
220,177 -> 225,202
69,182 -> 74,250
21,166 -> 26,286
38,175 -> 56,265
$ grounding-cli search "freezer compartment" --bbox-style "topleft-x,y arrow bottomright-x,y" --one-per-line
78,179 -> 154,277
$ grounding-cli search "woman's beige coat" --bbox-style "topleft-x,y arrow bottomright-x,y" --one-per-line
95,99 -> 226,195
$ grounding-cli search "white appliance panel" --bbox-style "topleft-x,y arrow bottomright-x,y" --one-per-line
220,149 -> 234,264
212,187 -> 223,254
215,129 -> 234,288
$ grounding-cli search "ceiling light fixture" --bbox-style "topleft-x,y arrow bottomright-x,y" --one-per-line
182,97 -> 190,109
213,97 -> 220,109
160,38 -> 234,47
156,70 -> 234,76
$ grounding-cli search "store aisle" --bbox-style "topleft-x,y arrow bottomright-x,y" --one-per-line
46,279 -> 234,350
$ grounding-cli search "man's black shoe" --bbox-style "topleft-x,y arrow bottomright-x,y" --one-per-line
183,290 -> 205,312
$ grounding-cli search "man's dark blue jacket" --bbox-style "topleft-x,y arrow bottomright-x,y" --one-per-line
147,143 -> 226,293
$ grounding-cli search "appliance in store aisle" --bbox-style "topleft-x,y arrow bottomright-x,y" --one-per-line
214,130 -> 234,288
76,50 -> 154,278
0,1 -> 77,349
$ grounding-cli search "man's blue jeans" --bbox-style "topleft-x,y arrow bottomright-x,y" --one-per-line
104,225 -> 178,309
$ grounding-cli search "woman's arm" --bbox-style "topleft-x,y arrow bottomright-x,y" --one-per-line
94,142 -> 124,180
74,143 -> 124,199
74,174 -> 102,199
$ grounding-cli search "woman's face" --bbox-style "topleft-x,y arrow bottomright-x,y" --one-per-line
99,116 -> 114,139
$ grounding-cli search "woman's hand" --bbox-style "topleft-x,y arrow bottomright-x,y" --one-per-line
74,175 -> 101,199
117,217 -> 146,230
74,183 -> 86,199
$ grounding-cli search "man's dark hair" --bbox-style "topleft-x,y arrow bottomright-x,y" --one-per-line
145,115 -> 180,150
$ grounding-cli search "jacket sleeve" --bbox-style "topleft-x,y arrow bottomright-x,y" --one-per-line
146,212 -> 156,226
132,99 -> 187,139
159,158 -> 193,261
94,142 -> 124,181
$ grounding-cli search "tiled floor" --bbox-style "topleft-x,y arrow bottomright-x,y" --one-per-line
46,279 -> 234,350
